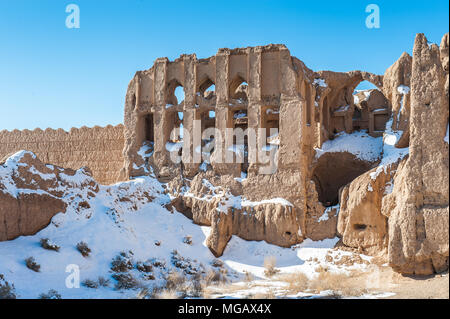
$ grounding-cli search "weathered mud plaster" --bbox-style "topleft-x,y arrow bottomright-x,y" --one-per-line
121,44 -> 388,256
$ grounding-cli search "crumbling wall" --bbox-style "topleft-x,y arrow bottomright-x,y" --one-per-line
0,125 -> 124,185
381,33 -> 449,275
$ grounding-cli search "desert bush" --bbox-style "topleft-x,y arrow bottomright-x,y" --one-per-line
263,256 -> 280,277
112,273 -> 140,290
281,272 -> 309,292
150,258 -> 166,268
39,289 -> 61,299
143,274 -> 156,281
98,276 -> 110,287
170,250 -> 202,275
308,271 -> 367,297
314,264 -> 329,273
25,257 -> 40,272
165,271 -> 186,291
248,290 -> 276,299
188,277 -> 204,298
0,274 -> 17,299
205,269 -> 227,285
136,288 -> 151,299
244,270 -> 253,282
155,289 -> 179,299
40,238 -> 60,252
136,261 -> 153,273
76,241 -> 91,257
82,279 -> 99,289
83,276 -> 110,288
111,251 -> 134,272
182,236 -> 193,245
211,259 -> 224,268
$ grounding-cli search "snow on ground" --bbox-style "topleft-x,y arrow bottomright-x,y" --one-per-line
315,131 -> 383,162
0,152 -> 388,299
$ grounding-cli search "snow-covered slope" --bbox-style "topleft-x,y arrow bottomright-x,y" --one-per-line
0,151 -> 379,299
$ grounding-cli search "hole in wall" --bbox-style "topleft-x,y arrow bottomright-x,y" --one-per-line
312,152 -> 377,206
174,86 -> 185,105
144,114 -> 154,143
353,224 -> 367,231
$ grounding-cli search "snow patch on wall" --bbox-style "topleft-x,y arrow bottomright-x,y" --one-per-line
315,131 -> 383,162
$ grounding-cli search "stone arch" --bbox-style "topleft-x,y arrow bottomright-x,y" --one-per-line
197,76 -> 215,95
229,75 -> 248,100
166,79 -> 184,106
352,80 -> 390,134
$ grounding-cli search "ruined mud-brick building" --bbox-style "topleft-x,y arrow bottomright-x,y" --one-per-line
1,33 -> 448,275
119,44 -> 392,256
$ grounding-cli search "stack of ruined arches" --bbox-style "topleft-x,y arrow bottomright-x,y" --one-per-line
123,46 -> 390,207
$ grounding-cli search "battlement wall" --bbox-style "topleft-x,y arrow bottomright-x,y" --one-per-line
0,124 -> 124,185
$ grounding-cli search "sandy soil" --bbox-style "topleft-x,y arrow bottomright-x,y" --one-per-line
381,269 -> 449,299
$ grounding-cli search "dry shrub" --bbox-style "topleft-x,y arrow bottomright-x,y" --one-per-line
165,271 -> 186,291
76,241 -> 91,257
82,279 -> 99,289
182,236 -> 193,245
40,238 -> 60,252
0,274 -> 16,299
111,252 -> 134,272
211,259 -> 224,268
98,276 -> 110,287
156,289 -> 179,299
264,256 -> 280,277
39,289 -> 61,299
281,272 -> 309,292
308,271 -> 368,297
205,269 -> 227,286
314,264 -> 329,273
249,290 -> 276,299
188,277 -> 204,298
25,257 -> 40,272
112,273 -> 140,290
244,270 -> 253,282
136,261 -> 153,273
150,258 -> 166,268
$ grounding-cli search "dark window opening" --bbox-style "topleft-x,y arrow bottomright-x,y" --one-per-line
144,114 -> 154,143
353,224 -> 367,231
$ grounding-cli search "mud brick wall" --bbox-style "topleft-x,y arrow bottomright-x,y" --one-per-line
0,125 -> 124,185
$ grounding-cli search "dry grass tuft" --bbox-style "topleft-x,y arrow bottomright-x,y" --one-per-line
264,256 -> 280,277
279,272 -> 309,292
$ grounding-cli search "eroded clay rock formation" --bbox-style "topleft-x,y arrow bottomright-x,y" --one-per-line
0,151 -> 98,241
337,33 -> 449,275
167,172 -> 304,256
382,52 -> 412,148
380,33 -> 449,275
1,34 -> 447,276
337,158 -> 405,255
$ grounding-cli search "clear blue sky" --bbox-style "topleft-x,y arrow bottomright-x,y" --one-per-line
0,0 -> 448,131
